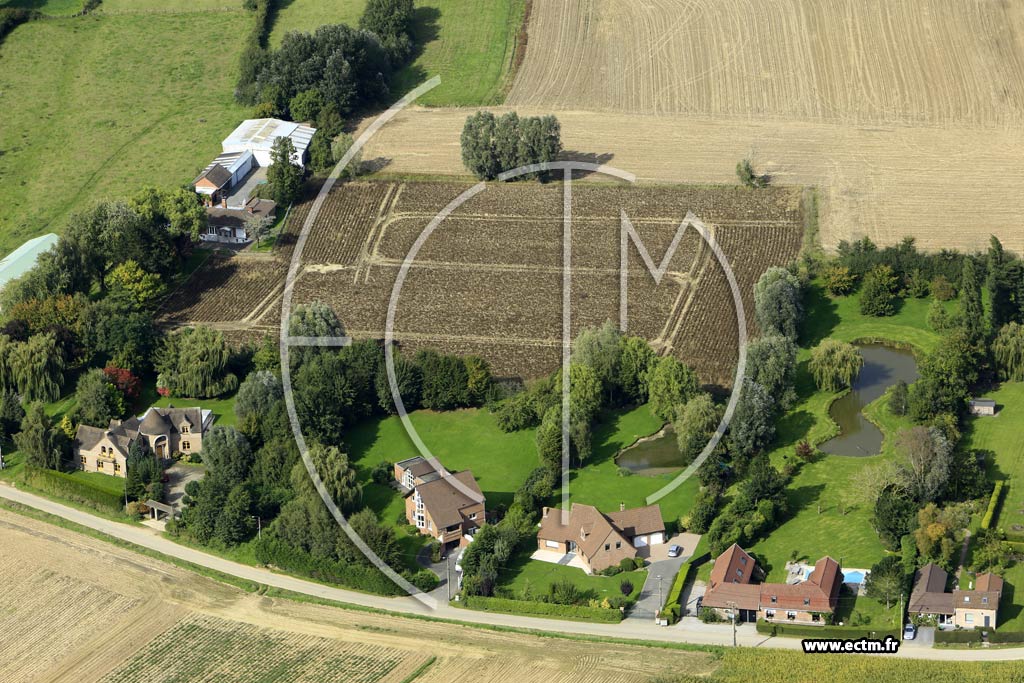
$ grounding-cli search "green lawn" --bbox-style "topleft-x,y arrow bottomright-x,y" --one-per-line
268,0 -> 367,46
99,0 -> 237,12
0,0 -> 82,15
961,381 -> 1024,629
0,10 -> 250,255
747,283 -> 943,579
499,556 -> 646,604
566,405 -> 699,523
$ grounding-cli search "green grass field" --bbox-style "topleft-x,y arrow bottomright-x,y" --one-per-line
269,0 -> 526,106
99,0 -> 237,13
0,11 -> 250,256
962,381 -> 1024,629
0,0 -> 82,16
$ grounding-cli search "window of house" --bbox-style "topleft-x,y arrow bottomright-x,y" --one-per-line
736,569 -> 743,578
113,462 -> 120,472
182,441 -> 191,451
786,611 -> 797,620
181,425 -> 190,433
804,598 -> 810,606
415,513 -> 425,529
615,541 -> 621,549
604,544 -> 610,551
811,613 -> 820,622
80,456 -> 87,465
98,461 -> 104,469
740,556 -> 747,565
765,610 -> 776,619
468,512 -> 477,520
427,521 -> 432,531
982,597 -> 989,605
770,596 -> 777,603
965,613 -> 974,623
964,596 -> 970,603
403,470 -> 413,488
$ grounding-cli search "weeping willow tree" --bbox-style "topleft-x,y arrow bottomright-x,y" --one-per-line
309,441 -> 361,514
809,338 -> 864,392
994,322 -> 1024,381
156,326 -> 238,398
10,333 -> 64,403
0,334 -> 17,394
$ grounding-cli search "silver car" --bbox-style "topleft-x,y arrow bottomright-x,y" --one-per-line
667,545 -> 683,558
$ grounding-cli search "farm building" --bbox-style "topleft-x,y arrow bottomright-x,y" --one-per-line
221,118 -> 316,168
969,398 -> 997,416
192,151 -> 255,206
0,233 -> 58,295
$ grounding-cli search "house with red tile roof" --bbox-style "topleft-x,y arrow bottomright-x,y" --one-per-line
701,544 -> 843,625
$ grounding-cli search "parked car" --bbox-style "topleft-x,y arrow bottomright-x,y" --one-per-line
903,623 -> 916,640
667,544 -> 683,558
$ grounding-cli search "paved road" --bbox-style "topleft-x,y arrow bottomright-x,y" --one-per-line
4,483 -> 1024,660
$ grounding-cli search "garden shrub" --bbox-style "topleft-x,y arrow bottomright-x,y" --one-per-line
981,481 -> 1005,530
756,620 -> 899,640
22,466 -> 122,514
254,537 -> 404,596
462,596 -> 622,623
988,631 -> 1024,644
934,629 -> 983,645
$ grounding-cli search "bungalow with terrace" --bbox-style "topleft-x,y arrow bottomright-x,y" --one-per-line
908,563 -> 1003,629
701,544 -> 843,624
394,456 -> 485,548
535,502 -> 666,574
74,406 -> 214,478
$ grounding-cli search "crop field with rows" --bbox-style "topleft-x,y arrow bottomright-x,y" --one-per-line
289,179 -> 804,385
100,614 -> 430,683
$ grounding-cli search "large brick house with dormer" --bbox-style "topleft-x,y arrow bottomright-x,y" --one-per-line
394,456 -> 485,548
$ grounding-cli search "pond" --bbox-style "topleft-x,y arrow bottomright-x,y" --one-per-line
819,343 -> 919,457
614,424 -> 686,476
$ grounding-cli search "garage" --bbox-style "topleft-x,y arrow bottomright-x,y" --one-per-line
632,532 -> 665,548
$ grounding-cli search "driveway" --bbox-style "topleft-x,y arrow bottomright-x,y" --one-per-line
626,533 -> 697,622
904,626 -> 935,648
417,543 -> 459,604
164,463 -> 205,511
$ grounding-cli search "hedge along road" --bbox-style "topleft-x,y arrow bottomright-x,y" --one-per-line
4,484 -> 1024,661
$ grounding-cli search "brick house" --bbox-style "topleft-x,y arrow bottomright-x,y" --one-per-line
74,406 -> 214,478
394,456 -> 485,548
702,545 -> 843,624
908,563 -> 1003,629
535,502 -> 666,574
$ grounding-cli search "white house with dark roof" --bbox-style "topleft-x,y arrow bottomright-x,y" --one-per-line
74,406 -> 214,478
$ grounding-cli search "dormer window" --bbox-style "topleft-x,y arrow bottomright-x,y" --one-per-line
964,596 -> 970,603
982,597 -> 988,605
770,596 -> 777,603
181,424 -> 190,434
803,598 -> 810,606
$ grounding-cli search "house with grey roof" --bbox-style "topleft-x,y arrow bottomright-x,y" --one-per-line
908,563 -> 1004,629
75,405 -> 214,478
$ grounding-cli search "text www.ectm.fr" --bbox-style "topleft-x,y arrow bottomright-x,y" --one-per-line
801,637 -> 900,654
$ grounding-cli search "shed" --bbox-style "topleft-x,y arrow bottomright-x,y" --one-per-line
969,398 -> 997,416
193,150 -> 255,195
0,233 -> 59,295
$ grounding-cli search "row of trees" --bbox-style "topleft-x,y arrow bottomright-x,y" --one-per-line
461,112 -> 563,181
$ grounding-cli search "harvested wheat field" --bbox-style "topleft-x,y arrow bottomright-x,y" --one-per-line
0,506 -> 717,683
359,107 -> 1024,253
508,0 -> 1024,125
286,179 -> 804,384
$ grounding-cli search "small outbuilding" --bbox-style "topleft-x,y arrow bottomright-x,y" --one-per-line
0,233 -> 59,296
969,398 -> 997,416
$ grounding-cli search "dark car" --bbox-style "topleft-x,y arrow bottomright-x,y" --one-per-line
667,544 -> 683,558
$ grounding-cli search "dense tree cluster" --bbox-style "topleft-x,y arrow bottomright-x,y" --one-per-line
753,267 -> 803,340
461,112 -> 562,181
155,326 -> 240,399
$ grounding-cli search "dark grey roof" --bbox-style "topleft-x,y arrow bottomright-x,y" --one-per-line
139,408 -> 170,435
909,563 -> 955,614
971,398 -> 997,407
194,164 -> 232,188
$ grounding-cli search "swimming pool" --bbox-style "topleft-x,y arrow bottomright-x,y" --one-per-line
802,568 -> 868,584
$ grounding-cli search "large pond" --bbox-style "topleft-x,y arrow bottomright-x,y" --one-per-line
819,343 -> 919,457
615,424 -> 685,476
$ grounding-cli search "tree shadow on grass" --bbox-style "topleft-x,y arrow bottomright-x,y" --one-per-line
774,410 -> 815,450
800,284 -> 841,347
389,7 -> 441,98
999,579 -> 1021,627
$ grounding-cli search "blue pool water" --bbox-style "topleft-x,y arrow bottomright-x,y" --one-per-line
802,568 -> 867,584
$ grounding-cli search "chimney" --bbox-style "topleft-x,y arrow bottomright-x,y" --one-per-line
221,196 -> 227,208
620,502 -> 625,512
542,506 -> 549,519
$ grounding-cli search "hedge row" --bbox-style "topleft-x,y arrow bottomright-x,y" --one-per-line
254,537 -> 404,596
235,0 -> 277,103
981,481 -> 1005,530
659,561 -> 695,623
22,466 -> 123,514
989,630 -> 1024,644
756,620 -> 899,640
462,595 -> 623,623
935,629 -> 983,644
